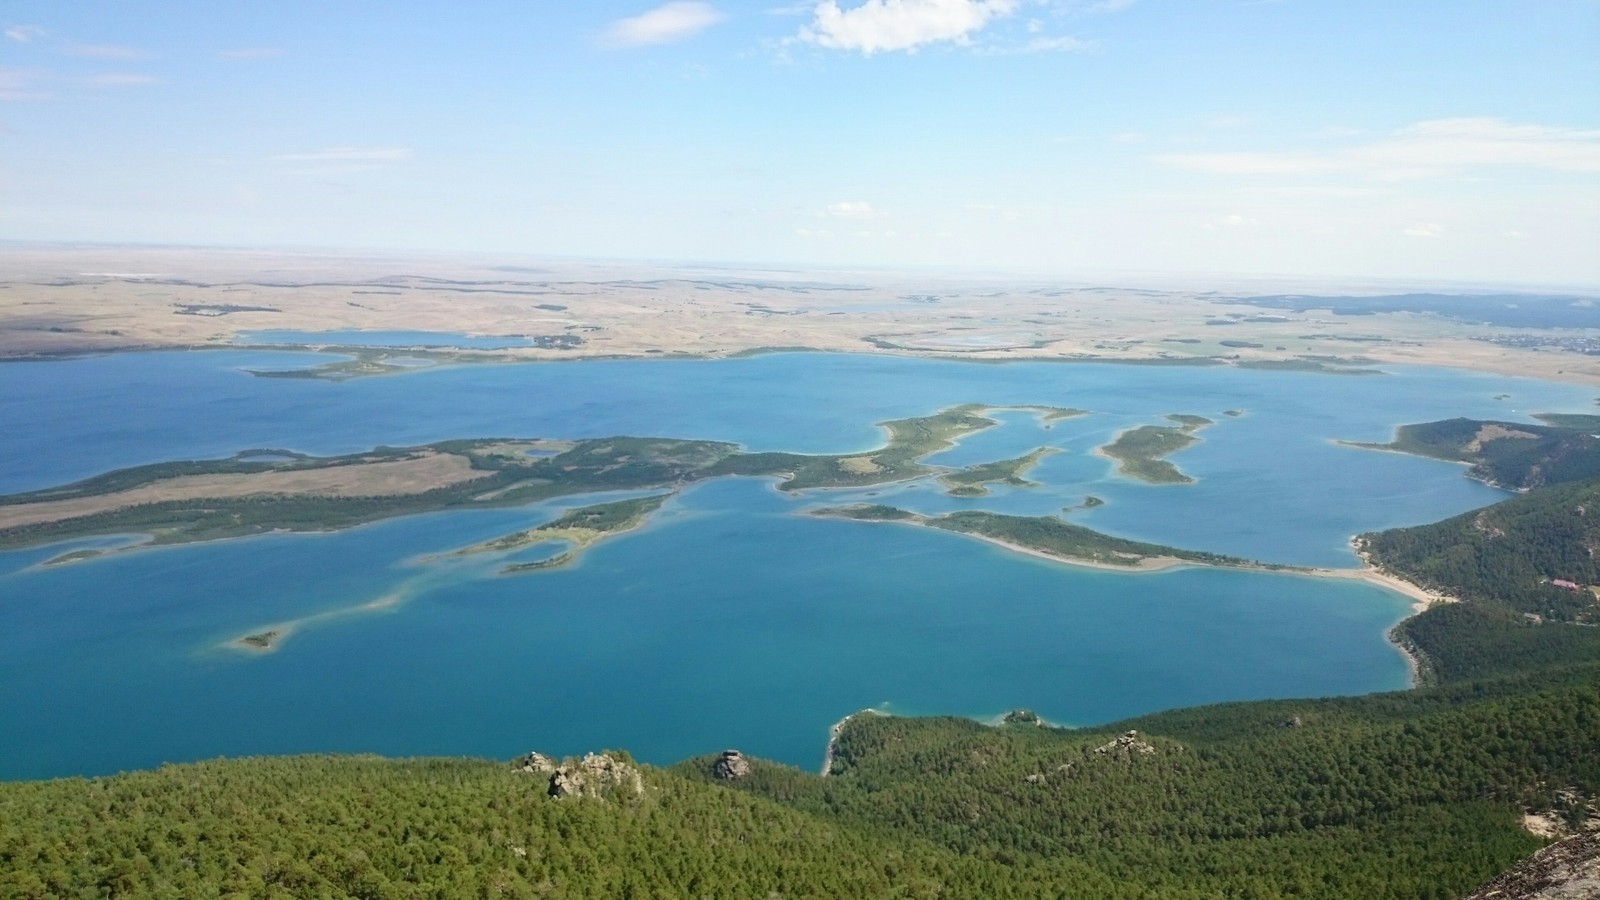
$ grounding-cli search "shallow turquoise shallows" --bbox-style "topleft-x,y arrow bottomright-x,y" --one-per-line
0,351 -> 1592,779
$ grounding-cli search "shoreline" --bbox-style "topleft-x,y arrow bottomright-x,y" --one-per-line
821,708 -> 886,776
7,340 -> 1596,389
825,512 -> 1448,687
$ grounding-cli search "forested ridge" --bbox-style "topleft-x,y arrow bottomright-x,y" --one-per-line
1355,416 -> 1600,490
5,419 -> 1600,897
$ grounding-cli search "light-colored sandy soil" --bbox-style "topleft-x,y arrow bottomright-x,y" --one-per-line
0,452 -> 488,529
2,246 -> 1596,385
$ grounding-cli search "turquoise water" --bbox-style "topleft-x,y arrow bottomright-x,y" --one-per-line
0,351 -> 1593,779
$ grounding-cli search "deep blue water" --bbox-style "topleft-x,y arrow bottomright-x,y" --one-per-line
0,351 -> 1593,780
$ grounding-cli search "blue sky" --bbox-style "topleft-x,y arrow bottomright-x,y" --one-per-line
2,1 -> 1597,284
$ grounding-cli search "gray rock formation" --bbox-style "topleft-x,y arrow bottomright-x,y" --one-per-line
534,752 -> 645,800
1095,730 -> 1156,756
513,751 -> 557,774
1464,830 -> 1600,899
712,749 -> 752,780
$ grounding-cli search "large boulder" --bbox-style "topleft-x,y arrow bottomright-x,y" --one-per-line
712,749 -> 752,780
513,751 -> 558,774
1094,730 -> 1156,756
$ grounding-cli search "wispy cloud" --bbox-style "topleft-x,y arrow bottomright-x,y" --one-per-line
218,48 -> 283,61
83,73 -> 160,88
604,2 -> 726,48
1403,223 -> 1444,238
1155,118 -> 1600,179
823,200 -> 879,219
799,0 -> 1021,55
65,44 -> 152,61
0,68 -> 52,101
979,34 -> 1095,55
274,147 -> 413,163
4,24 -> 45,43
1204,213 -> 1258,230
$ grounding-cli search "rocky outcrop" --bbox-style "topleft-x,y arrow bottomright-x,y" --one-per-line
1464,830 -> 1600,899
513,751 -> 557,774
548,752 -> 645,800
1095,730 -> 1156,756
1002,708 -> 1043,726
513,751 -> 644,800
712,749 -> 752,780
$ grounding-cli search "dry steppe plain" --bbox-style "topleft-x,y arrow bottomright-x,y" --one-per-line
1,245 -> 1597,385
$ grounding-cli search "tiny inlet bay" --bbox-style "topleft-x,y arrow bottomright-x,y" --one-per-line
0,349 -> 1592,780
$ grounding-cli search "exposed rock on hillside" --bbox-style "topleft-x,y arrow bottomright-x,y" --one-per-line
513,751 -> 557,774
1464,830 -> 1600,899
1095,730 -> 1156,756
712,749 -> 752,780
514,751 -> 644,800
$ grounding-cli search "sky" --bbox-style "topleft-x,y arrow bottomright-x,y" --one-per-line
1,1 -> 1597,285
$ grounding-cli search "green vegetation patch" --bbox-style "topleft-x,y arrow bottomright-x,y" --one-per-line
1098,414 -> 1214,484
813,504 -> 1258,570
1359,474 -> 1600,624
929,509 -> 1256,568
708,404 -> 999,491
461,494 -> 672,573
1235,358 -> 1382,374
679,667 -> 1600,899
1347,416 -> 1600,490
938,446 -> 1059,497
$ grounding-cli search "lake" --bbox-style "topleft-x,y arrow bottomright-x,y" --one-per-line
0,351 -> 1591,779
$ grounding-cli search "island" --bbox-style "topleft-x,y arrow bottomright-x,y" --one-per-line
1097,414 -> 1214,484
454,494 -> 671,574
938,447 -> 1059,497
0,404 -> 1104,557
812,504 -> 1265,572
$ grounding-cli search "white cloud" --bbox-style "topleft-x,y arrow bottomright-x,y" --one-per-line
1204,213 -> 1258,230
1154,118 -> 1600,179
83,73 -> 160,88
824,200 -> 878,218
274,147 -> 413,163
983,34 -> 1093,55
1403,223 -> 1444,238
65,44 -> 151,61
1353,118 -> 1600,174
0,68 -> 50,101
218,48 -> 283,61
604,2 -> 725,48
800,0 -> 1021,55
1153,151 -> 1337,175
5,25 -> 45,43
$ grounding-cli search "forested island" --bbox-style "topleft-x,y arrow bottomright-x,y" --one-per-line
1097,414 -> 1214,484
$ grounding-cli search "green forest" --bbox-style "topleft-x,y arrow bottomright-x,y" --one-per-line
3,415 -> 1599,897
